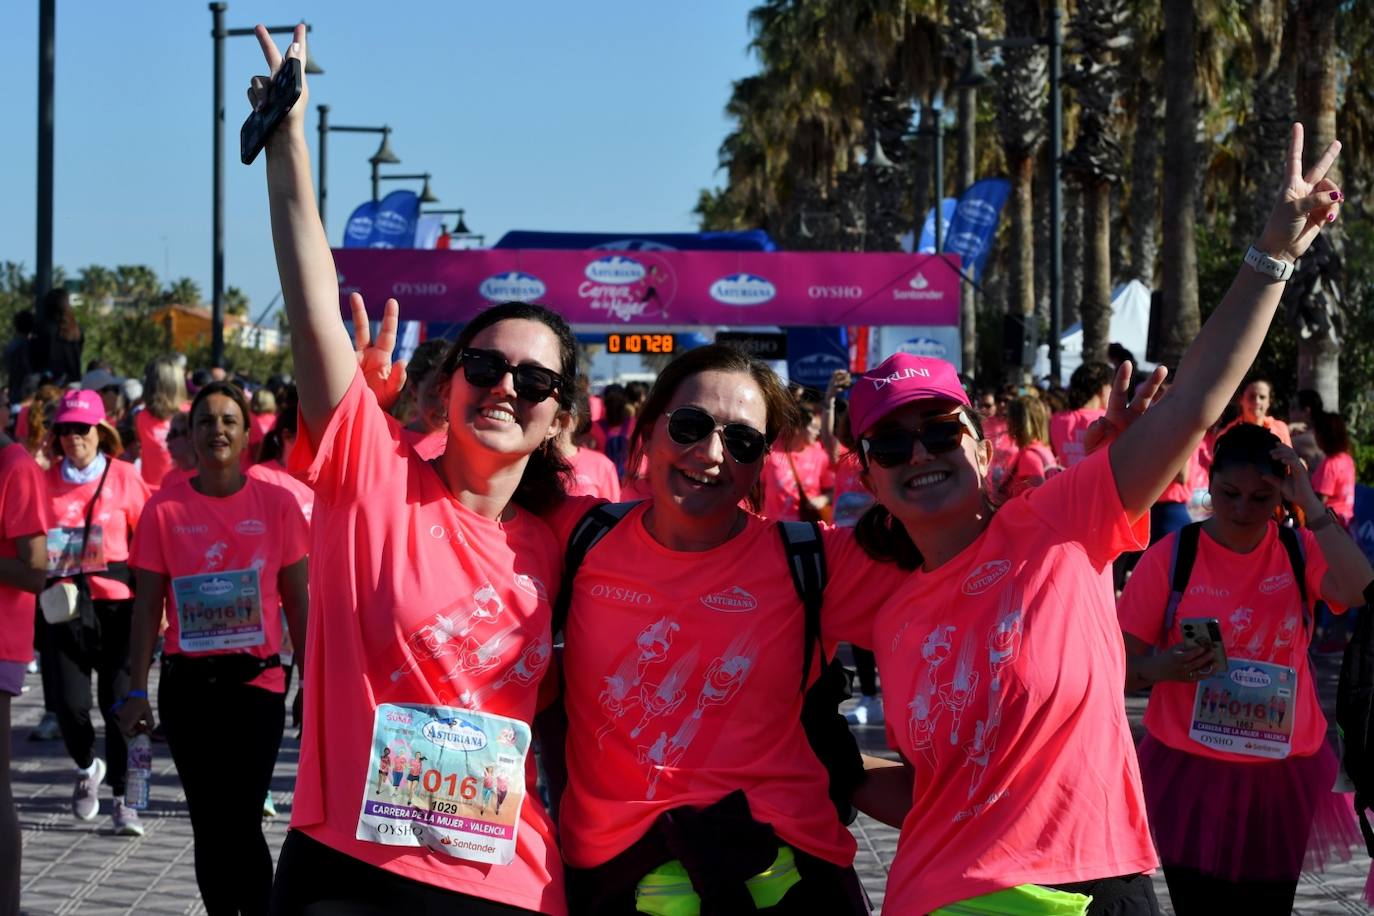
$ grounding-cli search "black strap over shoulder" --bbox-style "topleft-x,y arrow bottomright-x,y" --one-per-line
1277,524 -> 1309,613
551,500 -> 643,639
777,520 -> 827,692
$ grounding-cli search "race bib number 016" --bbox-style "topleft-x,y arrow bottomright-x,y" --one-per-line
1189,657 -> 1297,759
172,569 -> 265,653
357,703 -> 530,866
46,526 -> 106,578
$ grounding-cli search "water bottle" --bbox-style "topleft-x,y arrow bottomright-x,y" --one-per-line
126,733 -> 152,810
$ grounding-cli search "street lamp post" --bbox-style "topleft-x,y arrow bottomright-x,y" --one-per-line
954,5 -> 1066,384
316,109 -> 399,229
36,0 -> 55,321
378,173 -> 440,204
209,3 -> 320,369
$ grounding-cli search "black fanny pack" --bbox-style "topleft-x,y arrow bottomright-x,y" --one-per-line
162,652 -> 282,685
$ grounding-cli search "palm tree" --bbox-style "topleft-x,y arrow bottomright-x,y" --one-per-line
78,265 -> 118,306
996,0 -> 1047,376
114,265 -> 161,306
1063,0 -> 1131,366
1159,0 -> 1200,369
224,286 -> 250,317
164,277 -> 202,307
1123,3 -> 1163,287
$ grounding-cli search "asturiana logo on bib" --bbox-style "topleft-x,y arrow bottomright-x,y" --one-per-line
422,718 -> 488,752
962,560 -> 1011,596
197,577 -> 235,597
1260,573 -> 1294,594
708,273 -> 777,306
699,586 -> 758,613
479,271 -> 546,303
584,256 -> 646,285
235,519 -> 267,536
1231,666 -> 1272,689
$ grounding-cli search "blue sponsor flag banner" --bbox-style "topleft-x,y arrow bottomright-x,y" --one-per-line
367,190 -> 421,249
943,178 -> 1011,281
1354,484 -> 1374,564
916,199 -> 959,253
342,200 -> 379,249
787,327 -> 850,391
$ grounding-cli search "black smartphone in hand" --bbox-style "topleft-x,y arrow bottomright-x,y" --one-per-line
240,57 -> 302,165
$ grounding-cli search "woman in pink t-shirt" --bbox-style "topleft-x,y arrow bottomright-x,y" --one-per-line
551,345 -> 902,914
1220,377 -> 1294,447
40,389 -> 151,835
760,396 -> 833,522
994,394 -> 1059,502
838,127 -> 1344,915
1120,425 -> 1370,913
555,392 -> 620,501
134,355 -> 189,489
1311,411 -> 1356,526
247,28 -> 575,916
0,437 -> 48,915
119,381 -> 310,915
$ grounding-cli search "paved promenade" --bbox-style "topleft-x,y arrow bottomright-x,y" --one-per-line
10,656 -> 1373,914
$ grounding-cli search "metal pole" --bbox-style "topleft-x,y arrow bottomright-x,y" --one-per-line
318,104 -> 329,234
1048,4 -> 1064,385
933,108 -> 945,253
36,0 -> 55,319
371,158 -> 380,203
210,2 -> 226,368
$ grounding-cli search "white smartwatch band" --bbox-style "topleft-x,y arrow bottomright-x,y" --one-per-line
1244,245 -> 1295,281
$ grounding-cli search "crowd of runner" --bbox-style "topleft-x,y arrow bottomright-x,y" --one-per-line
0,25 -> 1371,916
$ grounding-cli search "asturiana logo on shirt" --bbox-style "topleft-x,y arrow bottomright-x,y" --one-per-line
1260,573 -> 1294,594
422,718 -> 488,752
962,560 -> 1011,596
699,586 -> 758,613
235,519 -> 267,536
1231,666 -> 1272,689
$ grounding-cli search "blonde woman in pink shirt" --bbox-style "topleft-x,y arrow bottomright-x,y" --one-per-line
831,125 -> 1343,915
250,28 -> 573,916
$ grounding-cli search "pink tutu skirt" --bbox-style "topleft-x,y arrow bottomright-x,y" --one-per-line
1137,734 -> 1360,882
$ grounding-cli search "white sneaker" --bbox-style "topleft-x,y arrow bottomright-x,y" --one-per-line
262,792 -> 278,819
112,797 -> 145,836
73,758 -> 107,821
845,695 -> 885,727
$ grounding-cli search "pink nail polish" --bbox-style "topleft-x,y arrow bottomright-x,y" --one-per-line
1331,190 -> 1342,201
1327,212 -> 1337,222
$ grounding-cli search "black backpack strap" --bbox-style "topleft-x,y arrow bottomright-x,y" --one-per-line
1163,522 -> 1203,639
551,500 -> 642,639
1277,524 -> 1312,631
777,520 -> 826,693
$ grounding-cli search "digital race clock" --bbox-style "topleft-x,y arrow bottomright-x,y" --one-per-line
605,333 -> 676,354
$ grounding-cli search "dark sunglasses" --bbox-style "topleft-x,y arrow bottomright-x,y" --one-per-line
859,411 -> 975,469
54,422 -> 94,437
458,348 -> 563,404
666,406 -> 768,464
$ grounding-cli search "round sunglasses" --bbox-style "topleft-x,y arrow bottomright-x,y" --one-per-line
859,411 -> 976,469
54,422 -> 94,437
666,406 -> 768,464
458,348 -> 564,404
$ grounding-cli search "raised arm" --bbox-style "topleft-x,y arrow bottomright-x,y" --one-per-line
1109,124 -> 1342,518
251,25 -> 355,429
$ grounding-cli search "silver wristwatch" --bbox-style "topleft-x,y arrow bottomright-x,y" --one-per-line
1244,245 -> 1295,281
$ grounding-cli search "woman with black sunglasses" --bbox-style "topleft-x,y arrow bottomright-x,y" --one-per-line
832,124 -> 1343,915
541,344 -> 906,915
250,28 -> 574,916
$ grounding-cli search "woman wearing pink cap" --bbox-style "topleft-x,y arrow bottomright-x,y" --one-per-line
0,429 -> 49,914
831,125 -> 1343,915
39,389 -> 151,835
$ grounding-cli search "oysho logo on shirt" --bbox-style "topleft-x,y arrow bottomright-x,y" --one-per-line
962,560 -> 1011,596
173,524 -> 209,535
589,584 -> 653,605
1188,584 -> 1231,598
699,586 -> 758,613
1260,573 -> 1294,594
235,519 -> 267,536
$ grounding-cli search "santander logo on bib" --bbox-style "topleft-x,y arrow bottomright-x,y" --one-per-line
700,586 -> 758,613
1260,573 -> 1294,594
962,560 -> 1011,596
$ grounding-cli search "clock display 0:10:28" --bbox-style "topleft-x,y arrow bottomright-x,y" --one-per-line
606,333 -> 675,354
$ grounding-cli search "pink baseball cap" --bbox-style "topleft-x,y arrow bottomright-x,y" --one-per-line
53,390 -> 107,427
849,353 -> 970,436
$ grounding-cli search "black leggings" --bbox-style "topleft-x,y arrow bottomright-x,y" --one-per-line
270,830 -> 540,915
45,600 -> 132,794
1048,873 -> 1161,916
1162,866 -> 1296,916
160,662 -> 284,916
850,647 -> 878,697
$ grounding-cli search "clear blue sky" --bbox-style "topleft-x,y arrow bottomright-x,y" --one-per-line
0,1 -> 757,320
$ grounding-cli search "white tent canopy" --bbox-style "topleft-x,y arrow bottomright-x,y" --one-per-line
1033,279 -> 1156,383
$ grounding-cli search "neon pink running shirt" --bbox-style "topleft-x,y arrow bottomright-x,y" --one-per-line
1049,408 -> 1105,468
1311,452 -> 1355,526
0,445 -> 49,663
43,459 -> 150,601
566,447 -> 621,501
287,371 -> 566,914
761,441 -> 834,521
